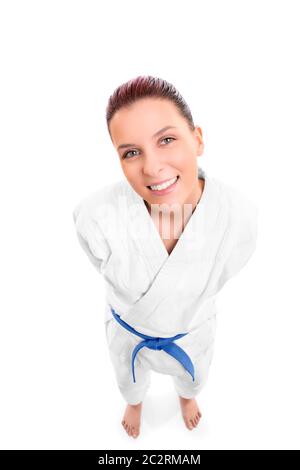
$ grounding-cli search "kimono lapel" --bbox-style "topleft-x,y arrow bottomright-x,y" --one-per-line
111,166 -> 230,335
128,165 -> 209,270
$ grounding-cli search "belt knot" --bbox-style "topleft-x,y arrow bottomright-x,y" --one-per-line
110,306 -> 195,384
146,337 -> 167,350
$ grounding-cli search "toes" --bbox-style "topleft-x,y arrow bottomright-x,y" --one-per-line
184,418 -> 192,430
122,421 -> 139,438
194,411 -> 201,424
122,415 -> 140,437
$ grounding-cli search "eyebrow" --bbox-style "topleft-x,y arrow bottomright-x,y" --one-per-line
117,125 -> 178,151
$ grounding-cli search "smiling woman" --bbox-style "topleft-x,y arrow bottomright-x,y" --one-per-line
73,75 -> 258,439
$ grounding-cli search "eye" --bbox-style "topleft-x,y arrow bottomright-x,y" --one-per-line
122,136 -> 175,159
161,136 -> 175,145
122,149 -> 139,159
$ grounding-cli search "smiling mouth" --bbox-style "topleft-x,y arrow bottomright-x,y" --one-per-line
147,175 -> 179,190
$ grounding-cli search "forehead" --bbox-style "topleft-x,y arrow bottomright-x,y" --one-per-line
110,98 -> 186,145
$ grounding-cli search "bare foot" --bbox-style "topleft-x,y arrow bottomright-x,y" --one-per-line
179,396 -> 202,430
121,402 -> 142,438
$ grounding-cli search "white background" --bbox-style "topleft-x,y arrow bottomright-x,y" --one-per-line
0,0 -> 299,450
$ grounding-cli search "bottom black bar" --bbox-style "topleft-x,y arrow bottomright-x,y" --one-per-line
0,449 -> 294,466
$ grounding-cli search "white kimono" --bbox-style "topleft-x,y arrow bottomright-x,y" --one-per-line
73,166 -> 258,404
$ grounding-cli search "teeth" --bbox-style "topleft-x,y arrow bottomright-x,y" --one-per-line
150,176 -> 178,191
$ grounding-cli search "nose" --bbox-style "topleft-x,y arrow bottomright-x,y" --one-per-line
142,152 -> 164,178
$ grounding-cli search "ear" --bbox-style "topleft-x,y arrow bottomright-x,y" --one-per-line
194,126 -> 204,156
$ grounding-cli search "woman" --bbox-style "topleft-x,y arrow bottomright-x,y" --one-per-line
73,75 -> 258,438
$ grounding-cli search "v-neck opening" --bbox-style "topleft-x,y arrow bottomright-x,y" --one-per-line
126,166 -> 209,263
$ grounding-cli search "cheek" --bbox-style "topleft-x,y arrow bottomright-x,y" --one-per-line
165,154 -> 185,172
178,166 -> 196,188
122,165 -> 136,182
128,174 -> 145,193
171,145 -> 193,165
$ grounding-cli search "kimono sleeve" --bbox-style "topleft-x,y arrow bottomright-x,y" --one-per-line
72,201 -> 111,275
213,193 -> 258,293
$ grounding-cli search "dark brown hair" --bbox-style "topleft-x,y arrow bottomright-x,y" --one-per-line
106,75 -> 195,140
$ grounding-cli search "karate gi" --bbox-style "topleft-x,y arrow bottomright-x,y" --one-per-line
73,166 -> 258,405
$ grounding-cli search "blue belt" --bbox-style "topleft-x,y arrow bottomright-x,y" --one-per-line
110,306 -> 195,383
